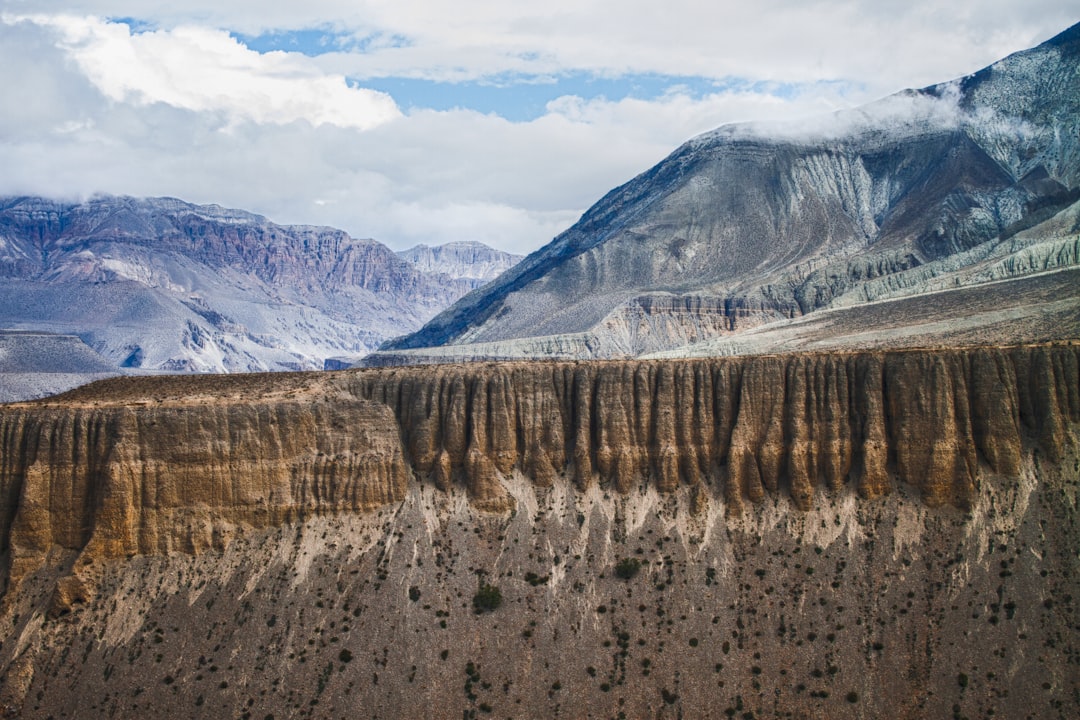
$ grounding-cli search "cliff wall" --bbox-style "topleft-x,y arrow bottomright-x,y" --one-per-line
0,344 -> 1077,585
350,344 -> 1078,513
0,397 -> 409,590
0,345 -> 1078,719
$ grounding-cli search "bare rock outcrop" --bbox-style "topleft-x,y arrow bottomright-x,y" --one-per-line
351,344 -> 1077,512
0,395 -> 409,599
0,343 -> 1076,608
0,344 -> 1077,719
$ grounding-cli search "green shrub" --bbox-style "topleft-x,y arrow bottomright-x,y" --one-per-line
614,558 -> 642,580
473,584 -> 502,613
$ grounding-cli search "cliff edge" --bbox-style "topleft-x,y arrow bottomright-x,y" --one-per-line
2,344 -> 1076,593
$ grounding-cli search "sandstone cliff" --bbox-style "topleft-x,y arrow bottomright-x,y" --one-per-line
1,344 -> 1075,585
0,390 -> 410,597
0,345 -> 1077,719
352,344 -> 1078,512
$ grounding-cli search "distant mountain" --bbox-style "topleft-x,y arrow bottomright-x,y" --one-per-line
397,241 -> 522,286
0,196 -> 511,374
0,331 -> 120,402
381,22 -> 1080,362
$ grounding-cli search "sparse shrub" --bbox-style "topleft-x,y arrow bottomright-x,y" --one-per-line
473,584 -> 502,613
338,649 -> 353,663
409,586 -> 421,602
615,558 -> 642,580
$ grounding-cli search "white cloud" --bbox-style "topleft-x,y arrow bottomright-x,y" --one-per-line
10,2 -> 1075,95
0,5 -> 1075,255
5,14 -> 401,129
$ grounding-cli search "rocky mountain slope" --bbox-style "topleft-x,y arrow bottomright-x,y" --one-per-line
381,22 -> 1080,362
396,241 -> 522,286
0,196 -> 514,377
0,332 -> 120,403
0,343 -> 1077,718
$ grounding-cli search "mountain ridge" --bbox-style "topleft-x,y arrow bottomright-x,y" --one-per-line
0,195 -> 520,385
381,21 -> 1080,360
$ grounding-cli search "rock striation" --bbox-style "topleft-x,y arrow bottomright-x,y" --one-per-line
1,343 -> 1075,588
0,391 -> 409,594
396,241 -> 522,286
352,344 -> 1077,513
383,23 -> 1080,361
0,195 -> 512,379
0,344 -> 1077,719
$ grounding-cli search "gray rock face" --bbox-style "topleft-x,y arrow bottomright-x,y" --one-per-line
397,241 -> 522,286
384,23 -> 1080,360
0,196 -> 509,375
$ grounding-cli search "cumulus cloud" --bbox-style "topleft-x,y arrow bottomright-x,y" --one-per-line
11,2 -> 1075,93
5,14 -> 401,129
0,4 -> 1075,254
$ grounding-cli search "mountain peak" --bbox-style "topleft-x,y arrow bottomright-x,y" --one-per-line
379,23 -> 1080,361
0,195 -> 517,387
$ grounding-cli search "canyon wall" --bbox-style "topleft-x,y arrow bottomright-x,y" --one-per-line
0,344 -> 1077,719
350,344 -> 1078,513
0,396 -> 409,594
0,344 -> 1076,587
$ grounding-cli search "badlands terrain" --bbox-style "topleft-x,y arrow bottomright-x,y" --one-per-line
0,19 -> 1077,720
0,343 -> 1077,718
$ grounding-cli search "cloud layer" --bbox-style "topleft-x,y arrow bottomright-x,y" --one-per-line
11,14 -> 401,129
0,3 -> 1075,253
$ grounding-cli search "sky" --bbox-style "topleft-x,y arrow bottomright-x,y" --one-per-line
0,2 -> 1076,254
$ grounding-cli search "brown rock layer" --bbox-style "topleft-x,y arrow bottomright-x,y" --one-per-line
349,344 -> 1078,512
0,344 -> 1076,582
0,398 -> 409,585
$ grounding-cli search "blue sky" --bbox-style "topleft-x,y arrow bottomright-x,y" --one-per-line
0,2 -> 1075,253
236,26 -> 813,121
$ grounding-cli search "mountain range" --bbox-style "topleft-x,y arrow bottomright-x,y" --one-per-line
378,22 -> 1080,363
6,26 -> 1078,383
0,196 -> 519,388
2,24 -> 1079,720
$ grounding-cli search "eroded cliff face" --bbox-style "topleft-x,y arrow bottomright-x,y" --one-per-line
0,345 -> 1077,719
349,344 -> 1077,514
0,394 -> 409,601
1,345 -> 1076,582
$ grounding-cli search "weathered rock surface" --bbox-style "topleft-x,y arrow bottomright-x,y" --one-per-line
396,241 -> 522,285
0,195 -> 511,379
1,343 -> 1075,576
351,344 -> 1077,514
0,385 -> 410,593
0,344 -> 1077,719
383,23 -> 1080,361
